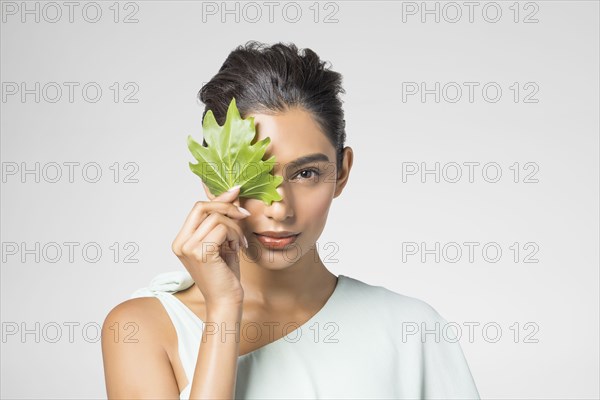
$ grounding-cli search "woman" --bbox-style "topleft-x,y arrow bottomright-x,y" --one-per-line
101,40 -> 480,399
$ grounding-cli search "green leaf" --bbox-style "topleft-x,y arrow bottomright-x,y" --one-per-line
187,97 -> 284,205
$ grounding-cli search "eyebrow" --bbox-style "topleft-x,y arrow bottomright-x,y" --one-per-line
288,153 -> 330,167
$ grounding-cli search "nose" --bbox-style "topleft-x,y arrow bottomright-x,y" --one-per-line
263,184 -> 293,221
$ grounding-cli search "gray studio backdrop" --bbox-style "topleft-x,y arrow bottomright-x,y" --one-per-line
1,1 -> 598,399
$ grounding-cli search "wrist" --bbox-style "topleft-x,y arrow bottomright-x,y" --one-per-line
205,302 -> 243,320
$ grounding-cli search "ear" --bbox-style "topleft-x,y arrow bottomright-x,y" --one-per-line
333,146 -> 353,198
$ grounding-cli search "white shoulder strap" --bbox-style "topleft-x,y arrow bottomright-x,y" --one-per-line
130,271 -> 204,384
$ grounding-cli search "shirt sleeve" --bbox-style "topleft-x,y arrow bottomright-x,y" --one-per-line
420,307 -> 481,400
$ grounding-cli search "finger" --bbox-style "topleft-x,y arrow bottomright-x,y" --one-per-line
212,185 -> 242,203
172,201 -> 249,256
184,222 -> 240,262
203,225 -> 240,272
173,202 -> 244,252
183,213 -> 245,254
211,185 -> 244,209
221,186 -> 242,208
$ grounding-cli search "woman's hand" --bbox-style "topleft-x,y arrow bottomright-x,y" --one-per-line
171,185 -> 250,309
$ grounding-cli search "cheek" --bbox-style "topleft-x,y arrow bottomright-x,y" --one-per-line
236,184 -> 334,233
296,186 -> 333,232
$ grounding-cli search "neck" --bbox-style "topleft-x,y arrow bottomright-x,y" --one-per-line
238,246 -> 336,308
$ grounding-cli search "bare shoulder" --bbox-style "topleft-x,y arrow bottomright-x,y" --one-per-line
102,296 -> 177,349
101,297 -> 180,398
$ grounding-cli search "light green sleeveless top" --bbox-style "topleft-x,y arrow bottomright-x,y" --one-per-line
131,270 -> 480,399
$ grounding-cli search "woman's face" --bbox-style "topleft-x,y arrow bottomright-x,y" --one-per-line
204,106 -> 352,271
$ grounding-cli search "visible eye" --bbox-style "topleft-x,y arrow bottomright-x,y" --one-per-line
292,168 -> 321,182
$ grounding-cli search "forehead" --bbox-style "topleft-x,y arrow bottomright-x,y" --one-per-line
247,107 -> 335,164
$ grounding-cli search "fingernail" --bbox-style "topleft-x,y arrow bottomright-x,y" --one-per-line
243,236 -> 249,248
227,185 -> 242,193
237,206 -> 251,216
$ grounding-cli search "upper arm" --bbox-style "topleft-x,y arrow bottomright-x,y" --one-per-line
101,298 -> 180,399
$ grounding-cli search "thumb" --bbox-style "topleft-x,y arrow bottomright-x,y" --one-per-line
213,184 -> 241,202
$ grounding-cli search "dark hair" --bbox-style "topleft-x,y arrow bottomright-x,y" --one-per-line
197,40 -> 347,176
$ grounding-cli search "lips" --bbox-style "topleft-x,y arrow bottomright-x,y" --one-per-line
253,232 -> 300,249
254,231 -> 299,238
